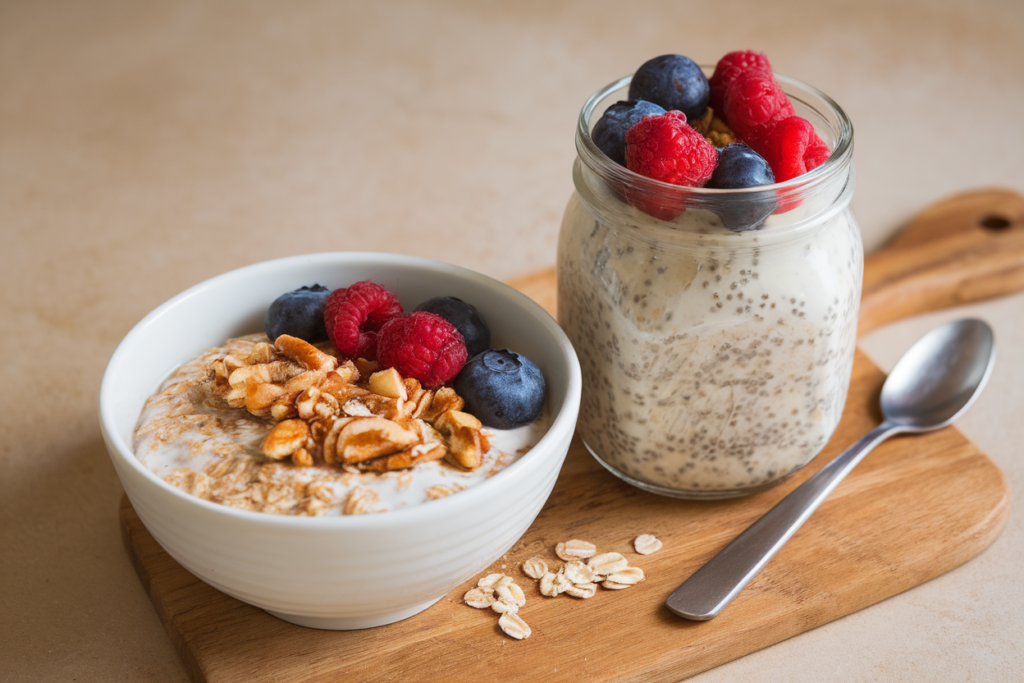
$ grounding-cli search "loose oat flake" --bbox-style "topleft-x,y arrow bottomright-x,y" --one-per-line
563,560 -> 596,585
605,566 -> 645,585
564,582 -> 597,599
556,539 -> 597,561
477,573 -> 507,589
588,552 -> 628,575
498,612 -> 532,640
463,587 -> 496,609
634,534 -> 663,555
522,557 -> 548,580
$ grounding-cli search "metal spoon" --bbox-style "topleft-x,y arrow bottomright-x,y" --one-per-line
666,318 -> 996,621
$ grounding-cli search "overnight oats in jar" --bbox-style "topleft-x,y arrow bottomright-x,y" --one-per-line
557,53 -> 862,499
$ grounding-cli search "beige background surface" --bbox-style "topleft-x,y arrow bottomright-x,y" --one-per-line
2,0 -> 1022,680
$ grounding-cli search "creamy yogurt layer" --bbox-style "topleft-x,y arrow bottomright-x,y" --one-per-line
133,335 -> 548,515
558,195 -> 861,494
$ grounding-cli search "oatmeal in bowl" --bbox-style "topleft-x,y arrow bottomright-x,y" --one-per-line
100,252 -> 581,630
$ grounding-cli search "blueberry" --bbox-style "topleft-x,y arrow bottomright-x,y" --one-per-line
414,296 -> 490,358
707,143 -> 777,232
264,284 -> 331,343
453,349 -> 545,430
591,99 -> 666,166
628,55 -> 710,121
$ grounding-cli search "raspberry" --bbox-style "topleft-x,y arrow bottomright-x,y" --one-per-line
324,281 -> 404,360
723,70 -> 794,139
625,111 -> 717,187
747,116 -> 830,182
708,50 -> 773,114
376,312 -> 468,389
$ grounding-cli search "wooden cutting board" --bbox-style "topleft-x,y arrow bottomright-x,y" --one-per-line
120,189 -> 1021,683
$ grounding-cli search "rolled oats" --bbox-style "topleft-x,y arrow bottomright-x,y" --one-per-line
424,484 -> 455,500
634,534 -> 663,555
463,587 -> 496,609
563,560 -> 596,585
490,599 -> 519,615
521,557 -> 548,580
498,612 -> 531,640
496,582 -> 526,608
538,572 -> 561,597
605,566 -> 645,585
564,582 -> 598,599
601,581 -> 631,590
588,552 -> 628,576
477,573 -> 507,589
556,539 -> 597,561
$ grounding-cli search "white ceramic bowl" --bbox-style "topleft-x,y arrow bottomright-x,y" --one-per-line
100,252 -> 581,630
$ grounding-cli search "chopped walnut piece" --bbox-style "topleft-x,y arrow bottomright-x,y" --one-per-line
291,447 -> 314,467
634,534 -> 663,555
434,410 -> 487,469
498,612 -> 531,640
368,368 -> 408,400
284,370 -> 326,394
419,386 -> 465,422
358,440 -> 446,472
262,419 -> 310,460
336,417 -> 420,464
245,381 -> 287,416
354,358 -> 379,378
274,334 -> 338,372
246,341 -> 277,365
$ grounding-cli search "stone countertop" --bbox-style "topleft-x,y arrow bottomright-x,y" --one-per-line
2,1 -> 1022,680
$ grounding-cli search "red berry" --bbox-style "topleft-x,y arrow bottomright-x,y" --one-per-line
376,312 -> 468,389
625,111 -> 717,187
747,116 -> 830,182
708,50 -> 773,114
723,70 -> 795,139
324,281 -> 404,360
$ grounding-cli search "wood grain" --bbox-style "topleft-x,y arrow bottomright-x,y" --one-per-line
120,189 -> 1020,682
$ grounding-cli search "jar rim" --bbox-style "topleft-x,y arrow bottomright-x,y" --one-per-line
575,69 -> 854,202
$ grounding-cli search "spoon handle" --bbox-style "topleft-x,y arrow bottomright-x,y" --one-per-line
665,422 -> 902,621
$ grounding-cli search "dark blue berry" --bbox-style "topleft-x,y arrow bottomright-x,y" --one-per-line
707,143 -> 777,232
453,349 -> 545,430
265,285 -> 331,343
628,55 -> 710,121
414,296 -> 490,358
591,99 -> 666,166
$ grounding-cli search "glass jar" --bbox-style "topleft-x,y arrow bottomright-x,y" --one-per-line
557,71 -> 862,499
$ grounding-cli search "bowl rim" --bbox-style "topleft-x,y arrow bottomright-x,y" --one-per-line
99,251 -> 581,529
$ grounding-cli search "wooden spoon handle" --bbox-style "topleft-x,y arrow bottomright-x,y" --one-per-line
508,189 -> 1024,333
859,188 -> 1024,336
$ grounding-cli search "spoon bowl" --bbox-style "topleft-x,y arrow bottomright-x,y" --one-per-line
882,319 -> 995,430
666,318 -> 996,621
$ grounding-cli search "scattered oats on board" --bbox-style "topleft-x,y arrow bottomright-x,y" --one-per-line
634,534 -> 663,555
466,535 -> 658,639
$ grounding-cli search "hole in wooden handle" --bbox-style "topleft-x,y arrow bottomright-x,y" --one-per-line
978,214 -> 1011,230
